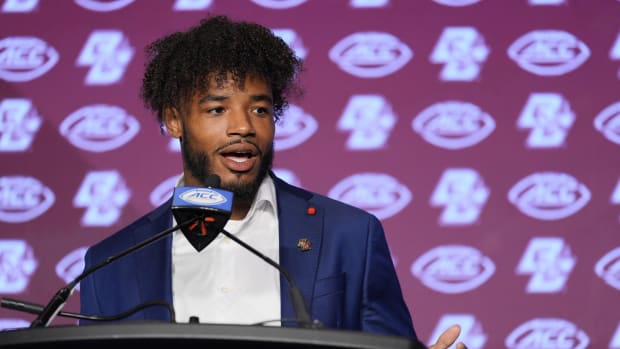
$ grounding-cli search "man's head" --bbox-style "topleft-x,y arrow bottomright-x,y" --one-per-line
140,15 -> 303,217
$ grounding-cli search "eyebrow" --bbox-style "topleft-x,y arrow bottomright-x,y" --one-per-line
197,94 -> 273,105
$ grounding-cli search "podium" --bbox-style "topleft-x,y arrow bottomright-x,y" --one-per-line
0,322 -> 428,348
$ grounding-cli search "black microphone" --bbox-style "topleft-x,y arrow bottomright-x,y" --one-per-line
171,174 -> 232,252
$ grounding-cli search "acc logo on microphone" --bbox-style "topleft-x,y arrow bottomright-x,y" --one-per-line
508,172 -> 590,220
411,245 -> 495,294
180,188 -> 228,205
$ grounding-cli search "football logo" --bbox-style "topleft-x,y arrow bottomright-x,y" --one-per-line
412,101 -> 495,149
508,30 -> 589,76
59,104 -> 140,152
0,36 -> 59,82
508,172 -> 590,220
411,245 -> 495,293
328,172 -> 411,220
505,318 -> 589,349
329,31 -> 412,78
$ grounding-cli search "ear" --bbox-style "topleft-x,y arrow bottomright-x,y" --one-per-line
163,107 -> 182,138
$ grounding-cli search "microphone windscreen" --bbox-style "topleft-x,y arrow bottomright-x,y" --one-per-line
204,174 -> 221,188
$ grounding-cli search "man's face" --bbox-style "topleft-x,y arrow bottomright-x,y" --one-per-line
165,75 -> 275,211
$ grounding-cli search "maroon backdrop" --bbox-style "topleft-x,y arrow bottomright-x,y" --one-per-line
1,0 -> 619,348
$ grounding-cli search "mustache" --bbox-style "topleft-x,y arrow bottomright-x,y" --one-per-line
214,138 -> 263,156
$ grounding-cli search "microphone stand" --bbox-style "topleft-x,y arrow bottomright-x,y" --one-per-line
219,229 -> 319,329
28,217 -> 196,328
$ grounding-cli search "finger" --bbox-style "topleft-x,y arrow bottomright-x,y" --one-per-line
456,342 -> 468,349
431,324 -> 461,348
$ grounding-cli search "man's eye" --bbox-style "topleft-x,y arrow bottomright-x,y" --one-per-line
208,107 -> 225,114
254,107 -> 271,114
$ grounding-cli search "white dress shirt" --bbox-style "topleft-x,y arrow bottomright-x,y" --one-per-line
172,175 -> 281,325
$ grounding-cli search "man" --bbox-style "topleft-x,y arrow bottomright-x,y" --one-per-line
79,14 -> 467,349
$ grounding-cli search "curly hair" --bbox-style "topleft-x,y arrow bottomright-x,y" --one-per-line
140,14 -> 304,128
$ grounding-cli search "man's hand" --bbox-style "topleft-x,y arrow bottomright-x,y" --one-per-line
427,324 -> 467,349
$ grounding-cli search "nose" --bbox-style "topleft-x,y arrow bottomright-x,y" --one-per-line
226,109 -> 255,137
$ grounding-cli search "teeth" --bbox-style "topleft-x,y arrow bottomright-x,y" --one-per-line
229,155 -> 249,163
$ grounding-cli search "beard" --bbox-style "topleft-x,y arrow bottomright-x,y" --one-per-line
180,128 -> 273,207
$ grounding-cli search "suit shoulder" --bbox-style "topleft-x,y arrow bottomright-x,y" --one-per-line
86,200 -> 171,256
275,175 -> 378,220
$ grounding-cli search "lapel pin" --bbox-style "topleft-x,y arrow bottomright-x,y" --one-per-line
297,238 -> 312,252
306,206 -> 316,215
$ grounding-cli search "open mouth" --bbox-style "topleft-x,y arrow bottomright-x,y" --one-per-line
219,143 -> 259,172
222,150 -> 255,163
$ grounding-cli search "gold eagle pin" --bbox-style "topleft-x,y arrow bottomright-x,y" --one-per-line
297,238 -> 312,251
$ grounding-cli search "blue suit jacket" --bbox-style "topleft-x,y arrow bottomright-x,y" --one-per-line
79,173 -> 417,339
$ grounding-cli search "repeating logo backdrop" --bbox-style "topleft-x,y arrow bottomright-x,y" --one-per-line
1,0 -> 619,348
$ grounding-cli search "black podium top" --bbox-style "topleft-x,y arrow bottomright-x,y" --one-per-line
0,322 -> 428,349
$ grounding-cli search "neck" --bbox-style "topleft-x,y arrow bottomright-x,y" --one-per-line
231,199 -> 252,220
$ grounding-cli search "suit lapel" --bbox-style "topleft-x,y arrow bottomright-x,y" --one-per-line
273,175 -> 323,326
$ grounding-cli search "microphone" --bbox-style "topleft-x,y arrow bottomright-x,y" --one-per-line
171,174 -> 232,252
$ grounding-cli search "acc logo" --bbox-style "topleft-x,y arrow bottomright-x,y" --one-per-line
508,30 -> 589,76
272,29 -> 308,60
411,245 -> 494,294
56,247 -> 87,291
272,168 -> 301,187
432,0 -> 481,5
59,104 -> 140,152
180,188 -> 227,205
0,36 -> 59,82
594,246 -> 620,290
593,101 -> 620,145
508,172 -> 590,220
0,176 -> 55,223
150,175 -> 178,207
412,101 -> 495,149
329,31 -> 413,78
328,172 -> 411,220
249,0 -> 308,9
74,0 -> 135,12
275,104 -> 317,151
505,318 -> 589,349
